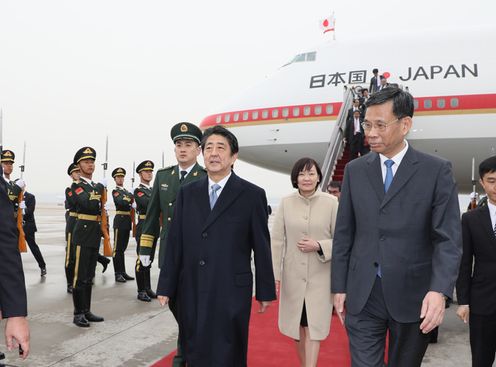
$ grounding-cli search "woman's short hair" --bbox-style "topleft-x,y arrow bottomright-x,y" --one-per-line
290,157 -> 323,189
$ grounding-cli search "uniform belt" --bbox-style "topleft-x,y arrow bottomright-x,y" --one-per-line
69,212 -> 78,217
77,214 -> 102,221
115,211 -> 131,215
139,214 -> 146,220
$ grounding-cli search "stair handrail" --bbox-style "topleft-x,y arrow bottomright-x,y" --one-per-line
320,86 -> 356,191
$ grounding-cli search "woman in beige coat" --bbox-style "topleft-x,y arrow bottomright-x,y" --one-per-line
272,157 -> 338,367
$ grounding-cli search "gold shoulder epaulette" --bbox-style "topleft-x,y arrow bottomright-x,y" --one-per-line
156,165 -> 175,173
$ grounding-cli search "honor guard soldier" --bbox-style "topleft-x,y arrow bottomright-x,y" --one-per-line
64,163 -> 80,293
1,150 -> 26,212
111,167 -> 135,283
139,122 -> 206,366
71,147 -> 105,327
134,160 -> 158,302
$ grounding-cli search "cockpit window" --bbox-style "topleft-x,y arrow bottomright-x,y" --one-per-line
282,51 -> 317,67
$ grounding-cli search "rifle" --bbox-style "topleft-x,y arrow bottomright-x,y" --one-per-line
17,141 -> 27,252
130,161 -> 136,237
100,136 -> 112,256
470,157 -> 477,210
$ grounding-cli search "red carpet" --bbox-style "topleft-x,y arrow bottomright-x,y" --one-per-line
152,298 -> 351,366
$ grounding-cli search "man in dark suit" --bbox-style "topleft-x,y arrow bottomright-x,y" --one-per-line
347,98 -> 364,121
0,165 -> 30,359
22,191 -> 47,276
157,125 -> 276,367
331,88 -> 462,367
456,156 -> 496,366
369,68 -> 380,93
345,109 -> 369,160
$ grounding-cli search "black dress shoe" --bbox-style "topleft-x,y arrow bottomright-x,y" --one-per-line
115,274 -> 127,283
123,273 -> 135,281
85,311 -> 104,322
102,261 -> 108,273
146,289 -> 157,299
73,314 -> 90,327
137,291 -> 151,302
67,285 -> 73,294
41,267 -> 47,276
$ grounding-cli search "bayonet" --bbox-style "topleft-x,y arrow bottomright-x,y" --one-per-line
131,161 -> 136,188
102,135 -> 108,177
0,109 -> 3,153
162,151 -> 165,168
20,141 -> 26,179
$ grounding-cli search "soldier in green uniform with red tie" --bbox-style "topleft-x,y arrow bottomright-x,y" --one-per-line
64,163 -> 80,293
133,160 -> 158,302
71,147 -> 105,327
139,122 -> 206,367
111,167 -> 135,283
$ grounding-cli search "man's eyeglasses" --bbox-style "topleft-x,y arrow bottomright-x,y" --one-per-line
361,118 -> 401,132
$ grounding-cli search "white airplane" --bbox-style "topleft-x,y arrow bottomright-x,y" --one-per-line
199,26 -> 496,192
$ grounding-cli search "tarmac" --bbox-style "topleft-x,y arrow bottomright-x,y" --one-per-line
0,204 -> 476,366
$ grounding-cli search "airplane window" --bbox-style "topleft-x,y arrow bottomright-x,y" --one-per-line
294,54 -> 306,63
424,99 -> 432,109
326,104 -> 333,114
414,100 -> 419,110
224,114 -> 231,123
262,110 -> 269,119
272,109 -> 279,118
216,115 -> 222,124
233,113 -> 239,122
450,98 -> 459,108
282,108 -> 289,118
304,106 -> 311,116
306,52 -> 316,61
243,112 -> 249,121
437,99 -> 446,109
293,107 -> 300,117
252,111 -> 259,119
314,105 -> 322,115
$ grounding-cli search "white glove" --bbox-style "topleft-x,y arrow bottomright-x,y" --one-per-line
16,179 -> 26,189
131,202 -> 137,209
104,202 -> 110,210
99,178 -> 108,188
19,201 -> 27,209
469,191 -> 478,199
140,255 -> 151,267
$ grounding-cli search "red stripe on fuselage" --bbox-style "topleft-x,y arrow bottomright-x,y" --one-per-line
199,93 -> 496,129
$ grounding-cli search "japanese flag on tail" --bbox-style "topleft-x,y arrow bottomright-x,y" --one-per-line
320,12 -> 336,35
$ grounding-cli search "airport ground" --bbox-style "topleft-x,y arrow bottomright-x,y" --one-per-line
0,204 -> 478,366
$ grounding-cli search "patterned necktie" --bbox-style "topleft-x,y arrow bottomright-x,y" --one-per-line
493,221 -> 496,238
209,184 -> 221,209
384,160 -> 394,192
179,170 -> 187,183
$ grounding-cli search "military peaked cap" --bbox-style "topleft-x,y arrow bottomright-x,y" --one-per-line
170,122 -> 202,144
1,149 -> 15,163
67,163 -> 80,176
74,147 -> 96,164
112,167 -> 126,178
136,160 -> 154,173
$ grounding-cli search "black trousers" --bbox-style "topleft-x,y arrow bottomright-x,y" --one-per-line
135,229 -> 157,291
72,245 -> 98,314
470,311 -> 496,367
65,226 -> 76,286
24,229 -> 46,269
113,228 -> 130,274
345,276 -> 430,367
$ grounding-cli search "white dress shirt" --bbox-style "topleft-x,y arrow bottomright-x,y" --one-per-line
208,172 -> 232,199
379,140 -> 409,183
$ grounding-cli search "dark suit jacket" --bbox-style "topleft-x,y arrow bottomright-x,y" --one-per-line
23,191 -> 37,233
157,172 -> 276,366
456,206 -> 496,315
345,116 -> 364,141
369,75 -> 379,93
0,166 -> 28,318
331,147 -> 462,322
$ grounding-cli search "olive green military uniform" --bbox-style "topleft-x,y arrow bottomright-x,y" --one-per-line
139,122 -> 206,367
1,150 -> 22,214
111,167 -> 135,282
139,163 -> 206,267
71,147 -> 105,327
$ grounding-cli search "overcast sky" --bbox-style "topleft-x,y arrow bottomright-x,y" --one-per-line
0,0 -> 493,202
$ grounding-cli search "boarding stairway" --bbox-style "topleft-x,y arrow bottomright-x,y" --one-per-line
320,87 -> 357,190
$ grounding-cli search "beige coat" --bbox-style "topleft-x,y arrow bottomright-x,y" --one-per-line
271,190 -> 338,340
